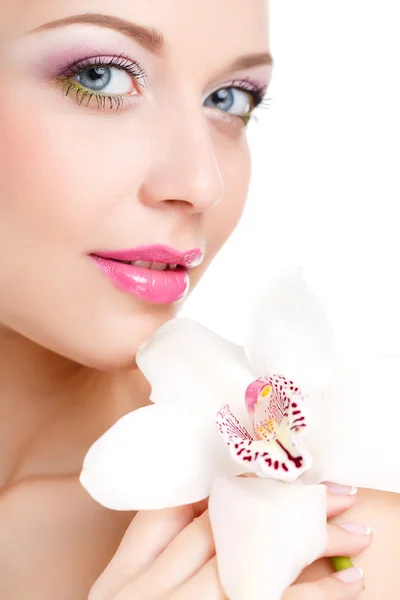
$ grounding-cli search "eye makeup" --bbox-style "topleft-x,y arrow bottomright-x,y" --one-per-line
55,54 -> 147,111
14,23 -> 271,122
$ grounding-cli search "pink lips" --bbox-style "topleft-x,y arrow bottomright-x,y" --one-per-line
89,243 -> 204,305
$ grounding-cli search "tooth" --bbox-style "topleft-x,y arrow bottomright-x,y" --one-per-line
151,262 -> 168,271
133,260 -> 152,268
169,264 -> 178,270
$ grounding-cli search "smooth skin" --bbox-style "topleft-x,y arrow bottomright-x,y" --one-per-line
0,0 -> 395,598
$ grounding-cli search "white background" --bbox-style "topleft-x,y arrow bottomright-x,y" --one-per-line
181,1 -> 400,355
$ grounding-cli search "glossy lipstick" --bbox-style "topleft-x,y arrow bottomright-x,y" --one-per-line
89,243 -> 204,305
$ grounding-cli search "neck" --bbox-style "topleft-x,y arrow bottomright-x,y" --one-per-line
0,327 -> 150,491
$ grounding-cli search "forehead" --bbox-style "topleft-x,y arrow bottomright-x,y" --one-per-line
3,0 -> 269,56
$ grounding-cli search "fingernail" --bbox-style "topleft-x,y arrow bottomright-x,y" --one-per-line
325,482 -> 358,496
338,522 -> 372,535
335,567 -> 364,582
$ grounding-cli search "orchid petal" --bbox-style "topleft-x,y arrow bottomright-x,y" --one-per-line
80,404 -> 240,510
246,267 -> 336,394
209,476 -> 328,600
304,356 -> 400,492
136,317 -> 254,425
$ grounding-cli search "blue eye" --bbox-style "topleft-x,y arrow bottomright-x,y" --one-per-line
203,80 -> 266,123
57,55 -> 270,119
57,55 -> 146,111
204,87 -> 253,116
75,66 -> 135,95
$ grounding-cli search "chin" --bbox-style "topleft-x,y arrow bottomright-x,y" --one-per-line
58,304 -> 180,372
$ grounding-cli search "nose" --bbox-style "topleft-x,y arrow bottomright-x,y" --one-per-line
138,103 -> 224,215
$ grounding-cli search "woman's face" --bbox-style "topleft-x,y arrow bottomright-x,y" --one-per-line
0,0 -> 272,370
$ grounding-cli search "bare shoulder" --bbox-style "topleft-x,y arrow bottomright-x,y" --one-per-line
0,476 -> 134,600
296,488 -> 400,598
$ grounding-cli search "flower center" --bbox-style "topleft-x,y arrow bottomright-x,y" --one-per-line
255,417 -> 276,440
216,374 -> 313,482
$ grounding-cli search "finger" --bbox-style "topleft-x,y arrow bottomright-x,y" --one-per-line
283,567 -> 365,600
321,522 -> 373,558
164,557 -> 227,600
125,509 -> 215,598
89,504 -> 200,600
325,483 -> 358,519
122,517 -> 372,600
192,497 -> 209,516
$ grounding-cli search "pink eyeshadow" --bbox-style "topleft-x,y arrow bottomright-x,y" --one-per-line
41,44 -> 130,78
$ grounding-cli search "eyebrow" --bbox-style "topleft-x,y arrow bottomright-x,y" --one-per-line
31,13 -> 165,54
31,12 -> 274,70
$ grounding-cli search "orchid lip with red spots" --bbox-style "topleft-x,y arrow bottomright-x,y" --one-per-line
216,375 -> 312,481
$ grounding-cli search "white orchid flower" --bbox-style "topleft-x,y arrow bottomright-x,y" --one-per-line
80,267 -> 400,600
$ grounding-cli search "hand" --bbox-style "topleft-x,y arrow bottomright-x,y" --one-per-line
88,484 -> 372,600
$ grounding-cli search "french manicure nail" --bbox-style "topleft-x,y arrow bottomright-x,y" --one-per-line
335,567 -> 364,583
325,482 -> 358,496
338,522 -> 372,535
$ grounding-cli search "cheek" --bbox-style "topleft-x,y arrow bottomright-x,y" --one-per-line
0,80 -> 138,251
0,92 -> 86,250
190,141 -> 251,289
205,141 -> 251,257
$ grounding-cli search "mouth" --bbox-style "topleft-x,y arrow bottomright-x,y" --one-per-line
88,243 -> 204,305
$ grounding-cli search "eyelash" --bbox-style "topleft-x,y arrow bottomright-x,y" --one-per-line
225,77 -> 271,125
56,54 -> 271,124
56,54 -> 146,111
